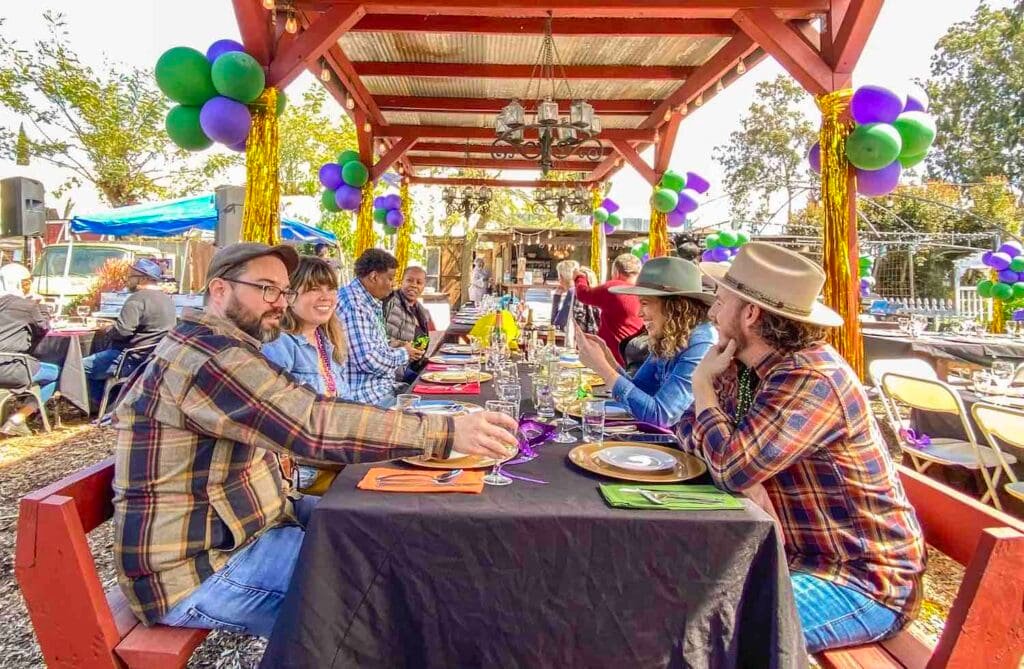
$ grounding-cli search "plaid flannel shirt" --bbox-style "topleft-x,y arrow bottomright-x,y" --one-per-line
111,309 -> 452,624
337,278 -> 408,406
677,342 -> 925,619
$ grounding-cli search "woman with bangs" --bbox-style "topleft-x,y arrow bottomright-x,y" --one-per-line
262,255 -> 351,494
575,257 -> 717,427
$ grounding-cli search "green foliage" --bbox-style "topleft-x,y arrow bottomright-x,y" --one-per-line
278,87 -> 358,197
14,122 -> 28,165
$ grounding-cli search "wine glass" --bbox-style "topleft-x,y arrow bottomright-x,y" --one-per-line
552,368 -> 582,444
75,305 -> 90,323
483,400 -> 516,486
464,358 -> 482,387
990,361 -> 1014,404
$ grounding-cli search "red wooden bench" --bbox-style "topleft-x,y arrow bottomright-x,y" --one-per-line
816,464 -> 1024,669
15,457 -> 208,668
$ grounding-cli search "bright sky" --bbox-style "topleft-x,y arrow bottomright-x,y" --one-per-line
0,0 -> 1001,230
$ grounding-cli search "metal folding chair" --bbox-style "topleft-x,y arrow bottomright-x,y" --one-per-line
0,353 -> 53,433
970,402 -> 1024,505
868,358 -> 937,446
96,344 -> 158,419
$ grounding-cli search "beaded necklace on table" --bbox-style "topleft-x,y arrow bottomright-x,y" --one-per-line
733,364 -> 757,424
314,328 -> 337,397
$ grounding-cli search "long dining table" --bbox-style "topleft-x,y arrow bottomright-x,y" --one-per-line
260,329 -> 806,669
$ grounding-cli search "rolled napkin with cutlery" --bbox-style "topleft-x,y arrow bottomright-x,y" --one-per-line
357,467 -> 485,493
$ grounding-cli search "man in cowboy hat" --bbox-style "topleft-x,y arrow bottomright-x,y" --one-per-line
678,242 -> 925,653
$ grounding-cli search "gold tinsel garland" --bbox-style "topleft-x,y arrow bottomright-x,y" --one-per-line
649,208 -> 668,259
590,186 -> 604,276
241,87 -> 280,244
354,182 -> 374,256
395,181 -> 412,283
816,89 -> 863,379
990,269 -> 1005,334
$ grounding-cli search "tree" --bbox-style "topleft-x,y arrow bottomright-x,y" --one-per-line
713,75 -> 817,229
0,12 -> 235,206
925,2 -> 1024,196
14,123 -> 28,165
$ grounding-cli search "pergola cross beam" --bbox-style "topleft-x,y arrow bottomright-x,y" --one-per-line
732,8 -> 833,95
609,140 -> 659,187
267,3 -> 365,88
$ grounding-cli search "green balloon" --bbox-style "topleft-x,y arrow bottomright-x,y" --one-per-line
342,160 -> 369,187
893,112 -> 936,158
1012,282 -> 1024,299
211,51 -> 265,104
993,282 -> 1014,301
593,207 -> 609,223
659,170 -> 686,192
321,189 -> 341,213
898,151 -> 927,169
736,231 -> 750,246
165,105 -> 212,151
373,207 -> 388,223
705,233 -> 721,249
155,47 -> 216,106
275,89 -> 287,116
845,123 -> 903,171
652,188 -> 679,214
337,149 -> 360,166
718,231 -> 738,248
382,224 -> 398,236
606,213 -> 621,228
976,280 -> 994,298
1010,257 -> 1024,273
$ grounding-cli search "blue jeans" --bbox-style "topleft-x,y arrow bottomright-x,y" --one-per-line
33,362 -> 60,403
82,348 -> 123,410
792,571 -> 900,653
158,495 -> 320,638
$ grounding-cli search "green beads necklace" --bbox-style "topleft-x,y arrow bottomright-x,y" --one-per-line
733,364 -> 757,424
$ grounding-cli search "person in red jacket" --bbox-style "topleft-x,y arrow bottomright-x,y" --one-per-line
573,253 -> 644,364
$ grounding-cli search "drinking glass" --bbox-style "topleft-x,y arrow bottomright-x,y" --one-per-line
396,394 -> 421,411
991,361 -> 1014,404
532,374 -> 556,418
897,317 -> 910,334
464,358 -> 482,386
552,368 -> 581,444
483,400 -> 516,486
76,305 -> 90,322
497,381 -> 522,419
582,399 -> 606,443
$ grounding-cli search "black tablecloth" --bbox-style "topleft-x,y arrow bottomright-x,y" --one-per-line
863,331 -> 1024,369
34,329 -> 109,413
261,358 -> 805,669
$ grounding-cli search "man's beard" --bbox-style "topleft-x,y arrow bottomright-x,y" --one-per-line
226,295 -> 283,342
127,278 -> 141,292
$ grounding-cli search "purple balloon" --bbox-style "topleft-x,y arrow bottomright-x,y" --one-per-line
999,241 -> 1023,258
666,210 -> 687,229
982,251 -> 995,267
641,253 -> 650,263
675,189 -> 699,214
904,83 -> 929,113
335,184 -> 362,211
851,85 -> 905,125
386,209 -> 405,227
1014,309 -> 1024,322
199,96 -> 251,146
206,39 -> 246,63
855,161 -> 902,197
701,250 -> 715,262
710,247 -> 730,262
319,163 -> 344,190
808,143 -> 821,174
602,222 -> 615,234
990,252 -> 1013,271
999,269 -> 1019,284
227,138 -> 247,153
373,195 -> 386,208
601,198 -> 619,214
384,193 -> 402,210
684,172 -> 710,195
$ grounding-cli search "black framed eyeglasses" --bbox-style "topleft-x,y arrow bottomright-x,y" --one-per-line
222,278 -> 298,305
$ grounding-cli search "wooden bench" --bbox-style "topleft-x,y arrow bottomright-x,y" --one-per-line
15,457 -> 208,668
816,464 -> 1024,669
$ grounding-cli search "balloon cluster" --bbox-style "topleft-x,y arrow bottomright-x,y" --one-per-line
593,198 -> 621,235
651,170 -> 711,228
976,241 -> 1024,301
156,40 -> 285,153
807,83 -> 935,197
319,150 -> 370,213
1013,309 -> 1024,322
700,230 -> 749,263
630,240 -> 651,264
858,255 -> 876,297
372,193 -> 405,235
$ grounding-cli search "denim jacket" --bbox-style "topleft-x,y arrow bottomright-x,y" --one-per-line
262,331 -> 350,398
612,321 -> 717,427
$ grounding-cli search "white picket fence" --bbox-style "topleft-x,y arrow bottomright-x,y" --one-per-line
955,287 -> 994,320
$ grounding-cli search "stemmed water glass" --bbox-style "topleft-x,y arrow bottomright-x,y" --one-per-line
990,361 -> 1015,404
551,368 -> 582,444
483,400 -> 516,486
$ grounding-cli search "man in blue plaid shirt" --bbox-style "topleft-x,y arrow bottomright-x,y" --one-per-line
337,249 -> 423,407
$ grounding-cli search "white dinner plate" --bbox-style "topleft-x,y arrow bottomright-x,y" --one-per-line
595,446 -> 678,472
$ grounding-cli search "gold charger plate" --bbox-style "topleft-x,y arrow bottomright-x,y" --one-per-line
402,446 -> 519,470
568,442 -> 706,483
420,370 -> 494,384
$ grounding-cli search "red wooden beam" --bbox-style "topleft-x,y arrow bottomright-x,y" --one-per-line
609,139 -> 658,186
232,0 -> 274,65
267,4 -> 365,88
354,62 -> 695,80
409,141 -> 614,156
321,46 -> 388,125
379,125 -> 657,141
654,112 -> 682,174
351,15 -> 736,36
733,9 -> 832,95
352,1 -> 829,20
376,96 -> 658,115
355,109 -> 374,165
371,137 -> 417,182
829,0 -> 883,74
409,176 -> 586,189
408,156 -> 599,171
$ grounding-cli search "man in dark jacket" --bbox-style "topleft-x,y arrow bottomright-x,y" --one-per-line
383,265 -> 436,383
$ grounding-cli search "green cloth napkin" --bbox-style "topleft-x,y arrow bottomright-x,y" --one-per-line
600,483 -> 743,511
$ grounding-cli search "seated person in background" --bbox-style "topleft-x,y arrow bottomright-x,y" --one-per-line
337,249 -> 422,408
0,263 -> 57,437
82,259 -> 176,412
576,257 -> 716,427
262,256 -> 350,494
573,253 -> 644,365
680,242 -> 925,653
314,242 -> 340,274
112,242 -> 518,638
383,265 -> 435,383
551,260 -> 599,334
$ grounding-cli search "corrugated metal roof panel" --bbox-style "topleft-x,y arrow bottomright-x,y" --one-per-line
383,110 -> 641,128
363,76 -> 681,102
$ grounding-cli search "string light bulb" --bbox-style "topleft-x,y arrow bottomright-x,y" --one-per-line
262,0 -> 275,9
319,61 -> 331,82
345,95 -> 355,110
284,11 -> 298,34
363,122 -> 372,133
715,79 -> 724,93
736,60 -> 747,75
695,93 -> 704,107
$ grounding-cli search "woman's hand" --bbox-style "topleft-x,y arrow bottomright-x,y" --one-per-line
575,323 -> 617,378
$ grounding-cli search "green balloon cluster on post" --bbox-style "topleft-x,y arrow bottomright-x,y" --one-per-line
700,230 -> 749,263
977,241 -> 1024,301
593,198 -> 621,234
155,39 -> 287,153
807,83 -> 935,197
372,192 -> 405,234
858,255 -> 876,297
651,169 -> 710,228
319,150 -> 368,213
630,240 -> 651,263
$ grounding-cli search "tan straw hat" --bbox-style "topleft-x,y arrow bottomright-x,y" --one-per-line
699,242 -> 843,327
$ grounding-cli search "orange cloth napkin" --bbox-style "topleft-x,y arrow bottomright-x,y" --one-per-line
357,467 -> 485,493
412,382 -> 480,395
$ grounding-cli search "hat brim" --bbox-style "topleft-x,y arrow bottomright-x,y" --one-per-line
609,283 -> 715,305
130,267 -> 164,281
699,262 -> 844,328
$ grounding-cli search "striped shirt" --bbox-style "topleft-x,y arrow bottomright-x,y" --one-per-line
337,278 -> 408,406
677,343 -> 925,619
111,309 -> 453,624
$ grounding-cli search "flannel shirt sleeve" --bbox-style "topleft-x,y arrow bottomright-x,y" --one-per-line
181,345 -> 453,462
339,297 -> 409,373
691,367 -> 842,492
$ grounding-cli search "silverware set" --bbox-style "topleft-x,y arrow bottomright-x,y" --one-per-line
375,469 -> 464,487
618,487 -> 726,506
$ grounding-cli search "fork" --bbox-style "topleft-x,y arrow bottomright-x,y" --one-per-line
619,487 -> 725,505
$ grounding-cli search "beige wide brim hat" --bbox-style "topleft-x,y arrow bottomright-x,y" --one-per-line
699,242 -> 844,328
610,256 -> 715,305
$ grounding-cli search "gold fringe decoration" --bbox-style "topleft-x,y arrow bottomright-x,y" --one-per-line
816,89 -> 863,379
590,186 -> 604,276
395,181 -> 412,284
649,205 -> 669,259
241,87 -> 280,244
354,182 -> 374,256
990,269 -> 1005,334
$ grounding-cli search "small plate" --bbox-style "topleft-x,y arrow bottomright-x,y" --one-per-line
403,446 -> 518,470
413,400 -> 483,416
596,446 -> 677,472
420,370 -> 494,384
568,442 -> 706,483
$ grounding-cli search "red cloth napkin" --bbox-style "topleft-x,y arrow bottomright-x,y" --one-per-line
425,363 -> 464,371
413,382 -> 480,395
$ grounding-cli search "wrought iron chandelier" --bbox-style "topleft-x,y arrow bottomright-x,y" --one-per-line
533,184 -> 591,220
442,184 -> 492,219
492,13 -> 603,176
